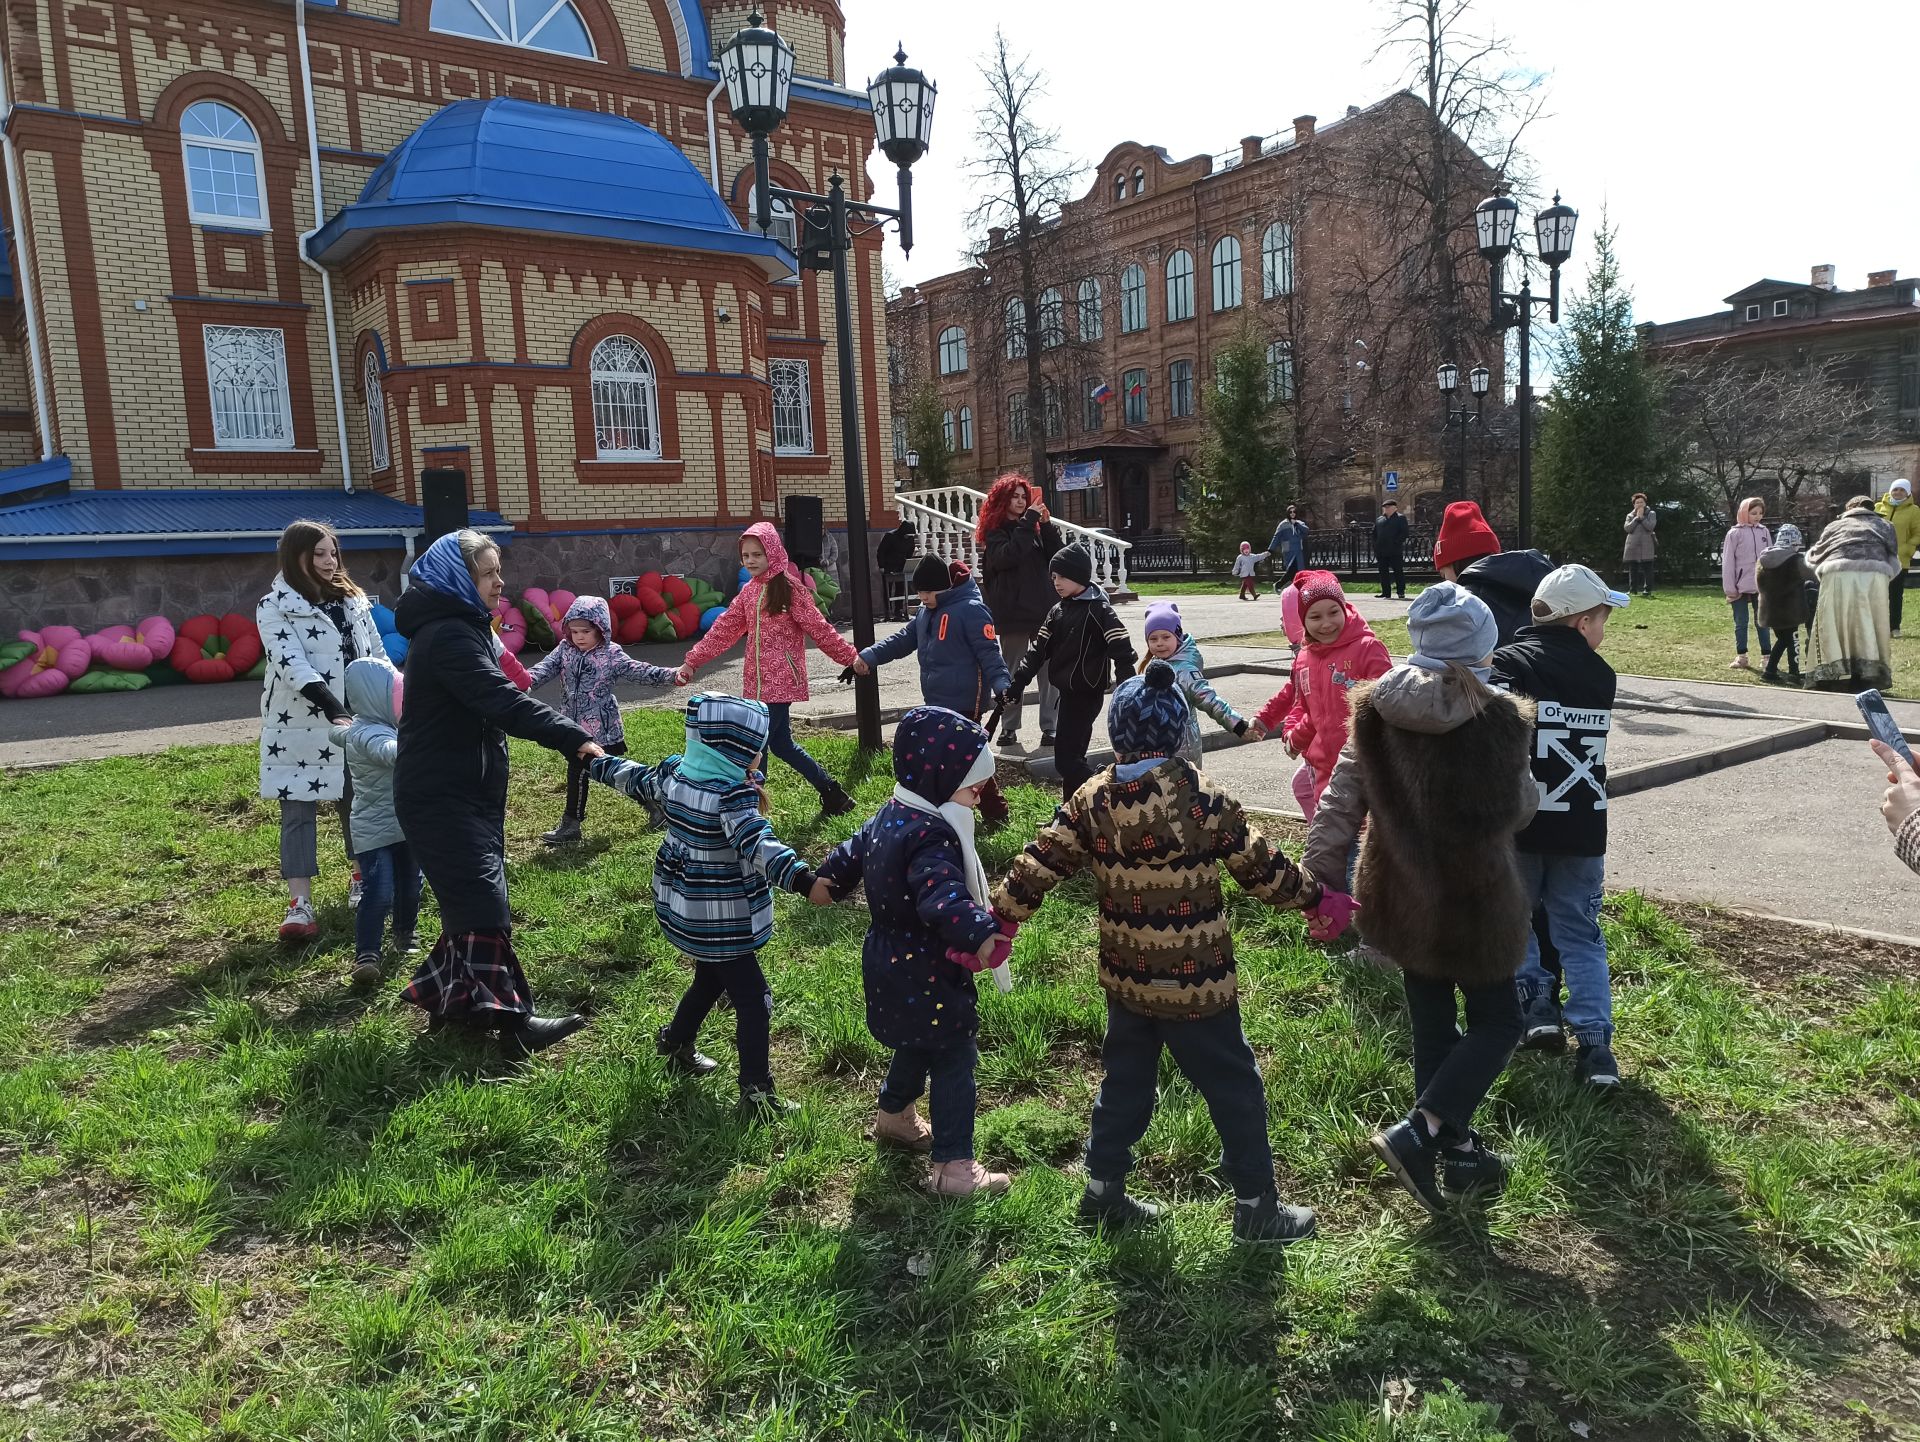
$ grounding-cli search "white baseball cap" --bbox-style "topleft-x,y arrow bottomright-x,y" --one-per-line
1532,564 -> 1630,621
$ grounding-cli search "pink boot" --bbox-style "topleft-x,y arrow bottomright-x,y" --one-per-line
873,1104 -> 932,1152
927,1159 -> 1011,1196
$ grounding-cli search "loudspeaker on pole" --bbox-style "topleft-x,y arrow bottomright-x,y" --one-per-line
420,468 -> 470,544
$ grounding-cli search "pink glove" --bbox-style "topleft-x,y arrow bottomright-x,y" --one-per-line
1305,888 -> 1358,942
947,931 -> 1012,973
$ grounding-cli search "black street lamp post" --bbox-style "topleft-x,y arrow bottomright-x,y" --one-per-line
1437,362 -> 1489,504
905,447 -> 920,489
720,14 -> 934,750
1475,190 -> 1578,547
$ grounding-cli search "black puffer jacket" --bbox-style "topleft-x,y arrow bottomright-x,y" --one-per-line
1457,549 -> 1555,648
393,586 -> 588,934
981,512 -> 1064,630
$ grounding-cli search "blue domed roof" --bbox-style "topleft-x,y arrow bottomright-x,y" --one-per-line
309,98 -> 792,278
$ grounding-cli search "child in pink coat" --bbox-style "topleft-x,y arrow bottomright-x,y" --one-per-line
1255,571 -> 1392,820
679,520 -> 860,815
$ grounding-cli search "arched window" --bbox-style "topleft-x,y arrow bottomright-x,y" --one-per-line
181,100 -> 267,227
942,409 -> 955,449
1165,249 -> 1194,323
957,406 -> 973,451
937,325 -> 968,375
1078,278 -> 1103,341
1262,221 -> 1295,298
1005,296 -> 1027,358
746,185 -> 797,253
1211,235 -> 1242,311
1113,173 -> 1126,202
590,334 -> 660,458
1132,167 -> 1145,196
1038,287 -> 1064,349
1266,340 -> 1294,402
362,351 -> 390,473
1120,264 -> 1146,333
429,0 -> 595,57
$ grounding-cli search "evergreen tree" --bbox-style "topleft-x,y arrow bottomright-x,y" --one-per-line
1534,213 -> 1666,569
1187,323 -> 1292,566
902,381 -> 952,489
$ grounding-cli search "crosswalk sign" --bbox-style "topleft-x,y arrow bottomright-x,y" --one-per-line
1384,470 -> 1399,492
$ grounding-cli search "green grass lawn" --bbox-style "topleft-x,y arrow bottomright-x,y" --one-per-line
1213,585 -> 1920,697
2,714 -> 1918,1440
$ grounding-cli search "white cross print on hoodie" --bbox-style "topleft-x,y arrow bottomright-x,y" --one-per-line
1532,699 -> 1610,812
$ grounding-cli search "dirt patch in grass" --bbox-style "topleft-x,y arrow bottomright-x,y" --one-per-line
1673,903 -> 1920,999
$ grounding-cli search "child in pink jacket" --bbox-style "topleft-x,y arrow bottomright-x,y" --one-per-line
1255,570 -> 1392,820
679,520 -> 860,815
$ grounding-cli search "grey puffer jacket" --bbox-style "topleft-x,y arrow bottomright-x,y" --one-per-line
1623,508 -> 1657,562
341,656 -> 404,854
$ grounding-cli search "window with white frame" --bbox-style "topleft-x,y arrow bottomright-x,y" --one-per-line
181,101 -> 268,227
957,405 -> 973,451
770,358 -> 813,454
590,334 -> 661,458
1078,277 -> 1103,341
938,325 -> 969,375
1120,264 -> 1147,333
1005,296 -> 1027,358
429,0 -> 594,57
747,185 -> 798,253
1169,359 -> 1194,418
1132,167 -> 1145,196
1261,221 -> 1294,298
362,351 -> 390,472
1267,340 -> 1294,402
942,409 -> 955,449
1211,235 -> 1242,311
1113,173 -> 1126,202
1745,304 -> 1761,321
1165,249 -> 1195,323
204,324 -> 292,448
1039,287 -> 1064,349
1773,298 -> 1790,317
1007,392 -> 1028,443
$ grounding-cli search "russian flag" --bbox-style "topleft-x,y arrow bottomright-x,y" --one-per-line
1091,381 -> 1114,405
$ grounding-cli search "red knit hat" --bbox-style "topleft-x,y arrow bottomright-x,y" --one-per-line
1433,501 -> 1501,572
1294,569 -> 1345,612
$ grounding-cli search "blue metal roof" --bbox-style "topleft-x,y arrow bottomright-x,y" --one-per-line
307,98 -> 793,279
0,455 -> 67,501
0,487 -> 508,561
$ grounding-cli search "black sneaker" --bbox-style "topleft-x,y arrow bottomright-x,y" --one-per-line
1039,731 -> 1055,750
740,1084 -> 801,1117
348,954 -> 384,987
1519,988 -> 1566,1053
541,815 -> 583,847
1575,1039 -> 1621,1089
1232,1190 -> 1317,1245
503,1012 -> 587,1057
655,1025 -> 718,1076
1371,1114 -> 1446,1215
1077,1180 -> 1162,1231
1440,1131 -> 1509,1199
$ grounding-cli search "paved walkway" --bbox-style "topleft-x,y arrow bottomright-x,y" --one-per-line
3,586 -> 1913,942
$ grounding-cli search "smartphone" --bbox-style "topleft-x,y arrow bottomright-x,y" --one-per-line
1856,688 -> 1916,767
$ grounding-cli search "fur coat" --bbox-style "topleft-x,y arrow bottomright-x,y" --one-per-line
1304,664 -> 1537,986
1809,511 -> 1900,579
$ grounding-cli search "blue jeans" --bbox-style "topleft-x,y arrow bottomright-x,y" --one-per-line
1515,851 -> 1612,1041
1731,594 -> 1771,658
879,1041 -> 979,1163
765,702 -> 834,796
1085,998 -> 1274,1197
354,841 -> 422,958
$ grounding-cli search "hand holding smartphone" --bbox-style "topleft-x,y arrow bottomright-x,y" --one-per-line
1857,689 -> 1915,768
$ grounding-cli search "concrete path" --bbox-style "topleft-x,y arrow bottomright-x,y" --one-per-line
2,586 -> 1913,944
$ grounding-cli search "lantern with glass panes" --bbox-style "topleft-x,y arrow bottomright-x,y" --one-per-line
1437,363 -> 1491,504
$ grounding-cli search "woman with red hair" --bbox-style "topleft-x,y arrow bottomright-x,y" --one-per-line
977,474 -> 1063,750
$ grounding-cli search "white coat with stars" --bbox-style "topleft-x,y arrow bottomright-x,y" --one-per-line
255,575 -> 381,803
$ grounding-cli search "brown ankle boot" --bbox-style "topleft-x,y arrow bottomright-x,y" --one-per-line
926,1158 -> 1010,1196
873,1104 -> 932,1151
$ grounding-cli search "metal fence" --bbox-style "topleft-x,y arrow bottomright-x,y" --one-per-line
1129,528 -> 1442,579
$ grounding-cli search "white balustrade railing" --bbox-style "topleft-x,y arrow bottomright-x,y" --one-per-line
894,484 -> 1132,594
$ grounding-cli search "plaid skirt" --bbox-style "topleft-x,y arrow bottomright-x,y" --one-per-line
401,929 -> 532,1018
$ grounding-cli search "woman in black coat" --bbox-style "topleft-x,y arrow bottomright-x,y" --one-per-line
976,474 -> 1062,749
393,529 -> 600,1052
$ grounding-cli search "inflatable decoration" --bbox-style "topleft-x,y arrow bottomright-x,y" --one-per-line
168,612 -> 264,684
737,564 -> 753,590
663,574 -> 694,608
492,597 -> 526,655
644,611 -> 677,643
807,567 -> 841,609
699,604 -> 727,633
609,592 -> 649,644
635,584 -> 669,617
142,661 -> 187,688
519,587 -> 575,652
0,639 -> 31,672
670,601 -> 701,639
245,655 -> 269,680
88,616 -> 177,672
371,603 -> 408,665
68,668 -> 151,695
1,626 -> 92,698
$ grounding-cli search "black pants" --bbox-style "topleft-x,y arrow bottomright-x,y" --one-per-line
1376,551 -> 1405,598
1764,627 -> 1800,677
1402,973 -> 1523,1144
563,740 -> 625,821
1084,998 -> 1274,1197
1893,572 -> 1907,632
1053,687 -> 1103,795
1626,559 -> 1655,595
1275,558 -> 1303,593
880,1041 -> 978,1163
664,953 -> 772,1090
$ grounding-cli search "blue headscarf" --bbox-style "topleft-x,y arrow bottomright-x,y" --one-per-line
410,532 -> 487,615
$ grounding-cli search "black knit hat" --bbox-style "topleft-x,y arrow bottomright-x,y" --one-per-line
911,554 -> 950,592
1050,545 -> 1094,586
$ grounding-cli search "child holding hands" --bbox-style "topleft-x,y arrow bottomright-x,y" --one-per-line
339,656 -> 421,986
813,706 -> 1014,1196
525,594 -> 680,847
1140,600 -> 1256,768
1231,541 -> 1271,600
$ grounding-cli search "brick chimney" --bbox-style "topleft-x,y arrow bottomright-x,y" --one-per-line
1811,263 -> 1837,291
1240,135 -> 1263,164
1869,269 -> 1898,288
987,225 -> 1006,248
1293,114 -> 1316,144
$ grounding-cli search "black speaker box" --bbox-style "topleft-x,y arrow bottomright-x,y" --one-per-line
783,494 -> 825,566
421,468 -> 470,544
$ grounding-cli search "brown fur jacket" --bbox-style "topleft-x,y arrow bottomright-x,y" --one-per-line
1303,663 -> 1538,986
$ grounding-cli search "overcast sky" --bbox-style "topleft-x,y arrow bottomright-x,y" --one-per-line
837,0 -> 1916,327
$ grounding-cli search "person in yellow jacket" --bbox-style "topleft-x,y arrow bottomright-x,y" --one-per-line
1875,479 -> 1920,635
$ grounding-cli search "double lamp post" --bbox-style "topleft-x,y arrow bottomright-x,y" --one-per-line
718,13 -> 935,750
1435,360 -> 1489,507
